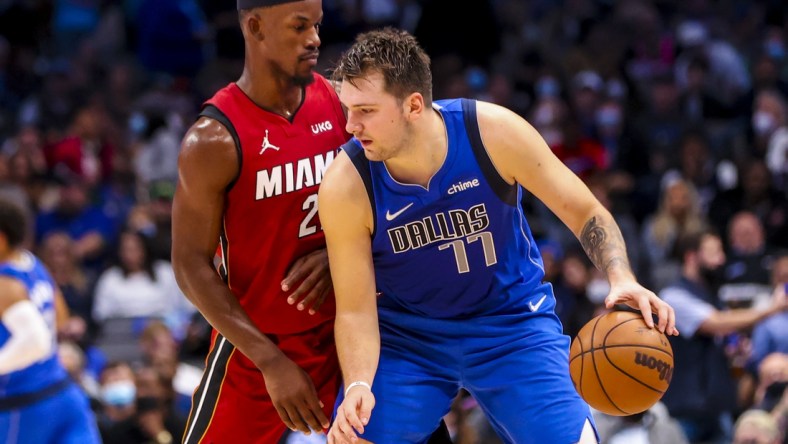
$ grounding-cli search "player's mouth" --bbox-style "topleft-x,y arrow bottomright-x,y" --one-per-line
300,52 -> 319,65
358,139 -> 373,148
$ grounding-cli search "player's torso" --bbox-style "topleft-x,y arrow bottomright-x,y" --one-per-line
205,75 -> 348,334
0,252 -> 66,396
368,99 -> 545,318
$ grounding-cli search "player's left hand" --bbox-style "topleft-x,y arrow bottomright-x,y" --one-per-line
282,248 -> 332,315
606,281 -> 679,336
328,386 -> 376,444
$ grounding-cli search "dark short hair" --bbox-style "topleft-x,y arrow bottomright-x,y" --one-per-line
674,228 -> 719,261
0,198 -> 27,248
332,27 -> 432,104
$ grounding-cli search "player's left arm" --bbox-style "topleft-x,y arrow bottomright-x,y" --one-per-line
318,152 -> 379,442
0,276 -> 53,373
476,101 -> 677,336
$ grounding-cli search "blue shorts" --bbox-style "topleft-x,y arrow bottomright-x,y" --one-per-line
337,292 -> 596,444
0,383 -> 100,444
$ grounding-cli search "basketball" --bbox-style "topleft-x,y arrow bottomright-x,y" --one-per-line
569,310 -> 674,416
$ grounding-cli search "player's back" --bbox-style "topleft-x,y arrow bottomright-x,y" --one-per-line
0,251 -> 66,396
204,73 -> 348,334
344,99 -> 552,318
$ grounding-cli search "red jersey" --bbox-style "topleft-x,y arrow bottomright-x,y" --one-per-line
204,74 -> 348,334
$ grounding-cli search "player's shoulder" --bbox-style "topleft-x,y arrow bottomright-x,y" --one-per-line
178,116 -> 239,182
318,145 -> 362,201
181,116 -> 235,155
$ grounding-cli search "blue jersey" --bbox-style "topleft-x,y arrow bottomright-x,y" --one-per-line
0,251 -> 66,397
344,98 -> 547,318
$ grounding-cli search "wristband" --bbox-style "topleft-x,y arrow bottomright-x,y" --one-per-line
344,381 -> 371,397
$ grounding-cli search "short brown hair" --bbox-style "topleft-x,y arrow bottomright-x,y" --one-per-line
333,27 -> 432,104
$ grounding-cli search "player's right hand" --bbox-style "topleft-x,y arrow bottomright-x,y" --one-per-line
261,354 -> 329,435
328,388 -> 376,444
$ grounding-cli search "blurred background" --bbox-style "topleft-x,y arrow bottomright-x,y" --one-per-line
0,0 -> 786,443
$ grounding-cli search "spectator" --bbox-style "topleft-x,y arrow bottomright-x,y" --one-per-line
92,230 -> 192,326
660,230 -> 788,443
641,177 -> 707,291
748,255 -> 788,372
593,402 -> 689,444
733,409 -> 783,444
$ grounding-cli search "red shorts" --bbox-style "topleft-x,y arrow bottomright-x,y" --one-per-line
182,321 -> 339,443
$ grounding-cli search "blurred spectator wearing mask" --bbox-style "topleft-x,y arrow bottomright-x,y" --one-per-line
102,364 -> 187,444
709,159 -> 788,250
570,70 -> 605,138
748,255 -> 788,373
660,230 -> 788,443
595,99 -> 648,192
97,361 -> 137,432
732,409 -> 783,444
641,177 -> 707,291
750,89 -> 788,187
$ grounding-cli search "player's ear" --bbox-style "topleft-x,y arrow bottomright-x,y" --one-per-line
243,11 -> 265,42
403,92 -> 425,121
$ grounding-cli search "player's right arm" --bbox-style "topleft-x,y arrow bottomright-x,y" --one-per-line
318,151 -> 379,443
0,276 -> 52,373
172,118 -> 328,434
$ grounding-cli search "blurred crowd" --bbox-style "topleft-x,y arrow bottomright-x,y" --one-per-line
0,0 -> 787,443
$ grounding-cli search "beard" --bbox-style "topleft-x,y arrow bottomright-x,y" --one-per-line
293,72 -> 315,87
699,264 -> 726,291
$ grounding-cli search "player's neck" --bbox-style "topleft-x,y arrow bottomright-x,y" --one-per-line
237,68 -> 304,118
384,110 -> 447,187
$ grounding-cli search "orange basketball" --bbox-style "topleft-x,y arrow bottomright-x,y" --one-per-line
569,310 -> 674,416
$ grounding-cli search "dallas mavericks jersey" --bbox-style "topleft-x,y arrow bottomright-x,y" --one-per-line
0,252 -> 66,397
345,99 -> 548,318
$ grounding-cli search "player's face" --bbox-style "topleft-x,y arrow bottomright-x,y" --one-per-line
340,72 -> 413,161
257,0 -> 322,86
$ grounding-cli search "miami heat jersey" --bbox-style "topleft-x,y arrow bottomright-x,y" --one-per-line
203,74 -> 348,334
0,251 -> 66,396
345,98 -> 548,318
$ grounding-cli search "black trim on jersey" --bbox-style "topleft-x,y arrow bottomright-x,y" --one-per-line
200,104 -> 243,192
460,99 -> 518,206
341,140 -> 377,238
218,232 -> 229,284
182,334 -> 235,444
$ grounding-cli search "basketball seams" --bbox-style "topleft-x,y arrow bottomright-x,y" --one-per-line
572,343 -> 673,359
589,314 -> 628,415
601,346 -> 666,394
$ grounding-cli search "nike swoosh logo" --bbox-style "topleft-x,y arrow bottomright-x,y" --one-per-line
385,203 -> 414,221
528,295 -> 547,312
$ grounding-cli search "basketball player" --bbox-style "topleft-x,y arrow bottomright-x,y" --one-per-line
318,28 -> 679,444
171,3 -> 453,443
0,198 -> 100,443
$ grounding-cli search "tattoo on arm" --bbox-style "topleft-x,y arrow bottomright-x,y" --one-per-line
580,216 -> 632,274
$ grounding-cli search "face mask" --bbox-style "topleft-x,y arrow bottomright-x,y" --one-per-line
586,278 -> 610,305
101,380 -> 136,407
753,111 -> 776,136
